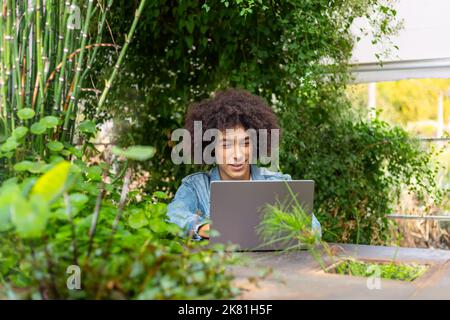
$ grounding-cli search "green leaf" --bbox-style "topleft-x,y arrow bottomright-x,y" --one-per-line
0,151 -> 14,159
1,139 -> 19,152
41,116 -> 59,129
11,194 -> 49,238
0,184 -> 21,232
30,122 -> 47,135
60,149 -> 71,156
67,146 -> 83,158
104,183 -> 114,192
13,160 -> 47,173
149,219 -> 166,233
86,166 -> 102,181
47,141 -> 64,152
149,202 -> 167,216
186,16 -> 194,34
17,108 -> 35,120
201,3 -> 210,12
73,159 -> 87,167
185,36 -> 193,49
29,161 -> 48,173
49,156 -> 65,164
153,191 -> 169,199
52,208 -> 69,221
128,210 -> 148,229
112,145 -> 155,161
31,161 -> 71,203
13,161 -> 34,172
69,193 -> 89,208
12,127 -> 29,139
70,163 -> 84,174
78,120 -> 97,134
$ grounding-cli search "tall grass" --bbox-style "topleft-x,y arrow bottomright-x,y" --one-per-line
256,181 -> 334,270
0,0 -> 146,174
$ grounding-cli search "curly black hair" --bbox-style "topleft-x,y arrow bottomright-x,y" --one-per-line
184,88 -> 280,163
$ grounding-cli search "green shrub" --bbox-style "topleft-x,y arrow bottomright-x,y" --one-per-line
282,116 -> 441,244
89,1 -> 440,244
0,0 -> 238,299
0,149 -> 238,299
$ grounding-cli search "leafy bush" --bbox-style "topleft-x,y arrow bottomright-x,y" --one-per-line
85,0 -> 400,193
0,0 -> 238,299
0,144 -> 238,299
282,117 -> 441,244
89,0 -> 440,244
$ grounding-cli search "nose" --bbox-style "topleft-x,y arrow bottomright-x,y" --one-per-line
233,141 -> 245,162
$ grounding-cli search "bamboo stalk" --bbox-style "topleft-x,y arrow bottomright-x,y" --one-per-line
51,0 -> 69,114
5,0 -> 14,132
98,0 -> 147,109
1,0 -> 148,175
0,0 -> 7,134
52,0 -> 75,117
24,1 -> 32,110
44,43 -> 119,93
62,0 -> 96,140
35,0 -> 45,118
12,0 -> 23,112
79,0 -> 113,87
70,0 -> 112,142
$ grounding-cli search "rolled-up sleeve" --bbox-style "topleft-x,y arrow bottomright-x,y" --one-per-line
311,214 -> 322,241
166,181 -> 206,240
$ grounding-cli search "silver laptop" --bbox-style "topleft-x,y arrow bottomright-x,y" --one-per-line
208,180 -> 314,251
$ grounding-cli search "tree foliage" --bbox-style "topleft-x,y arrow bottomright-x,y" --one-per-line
0,0 -> 238,299
85,0 -> 440,244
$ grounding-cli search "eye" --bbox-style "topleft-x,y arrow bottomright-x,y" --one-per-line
240,139 -> 250,147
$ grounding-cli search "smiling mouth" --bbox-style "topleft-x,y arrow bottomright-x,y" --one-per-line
229,163 -> 245,171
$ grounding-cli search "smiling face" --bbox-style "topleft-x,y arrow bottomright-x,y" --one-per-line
215,125 -> 253,180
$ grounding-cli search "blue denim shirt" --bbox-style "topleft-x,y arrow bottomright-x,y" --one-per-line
167,165 -> 322,240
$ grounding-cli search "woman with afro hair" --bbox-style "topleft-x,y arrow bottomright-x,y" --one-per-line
167,88 -> 321,240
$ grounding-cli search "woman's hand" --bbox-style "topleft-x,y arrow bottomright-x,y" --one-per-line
198,223 -> 210,239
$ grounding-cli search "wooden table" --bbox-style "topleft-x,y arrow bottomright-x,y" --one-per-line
229,244 -> 450,299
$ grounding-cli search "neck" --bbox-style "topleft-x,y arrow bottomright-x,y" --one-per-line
218,166 -> 251,180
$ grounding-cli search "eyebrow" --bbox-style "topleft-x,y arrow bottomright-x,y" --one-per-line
220,136 -> 250,142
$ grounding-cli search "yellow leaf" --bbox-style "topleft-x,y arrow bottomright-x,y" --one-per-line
31,161 -> 71,203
